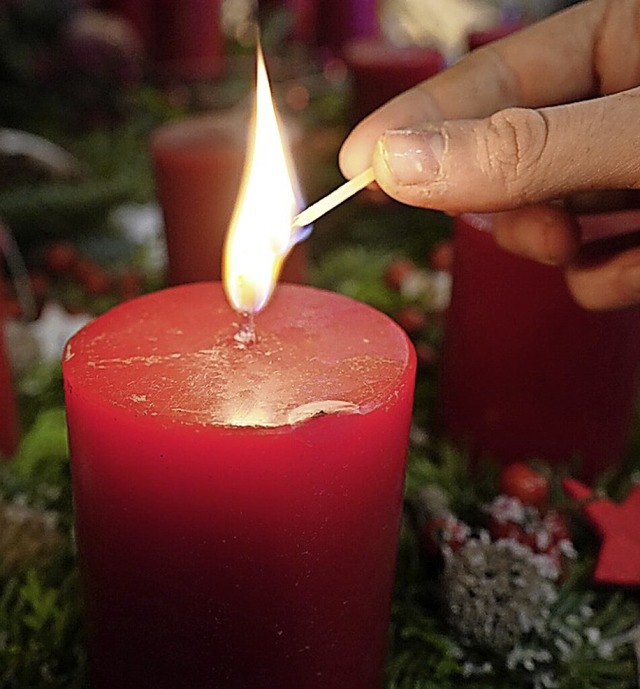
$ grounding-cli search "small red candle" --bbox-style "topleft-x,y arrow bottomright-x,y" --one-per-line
151,0 -> 224,81
439,213 -> 640,481
151,111 -> 307,286
272,0 -> 379,52
98,0 -> 224,79
343,38 -> 445,122
63,282 -> 416,688
315,0 -> 379,52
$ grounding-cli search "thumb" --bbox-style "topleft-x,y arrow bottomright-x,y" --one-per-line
372,88 -> 640,214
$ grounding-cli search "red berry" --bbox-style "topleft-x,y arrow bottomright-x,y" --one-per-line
415,341 -> 437,367
421,514 -> 468,556
499,462 -> 550,509
395,305 -> 427,334
383,258 -> 416,291
73,260 -> 111,295
117,270 -> 142,300
428,240 -> 455,272
44,242 -> 78,274
489,518 -> 537,550
29,270 -> 50,300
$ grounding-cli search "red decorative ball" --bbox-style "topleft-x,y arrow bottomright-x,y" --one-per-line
383,258 -> 416,291
117,270 -> 142,301
43,241 -> 79,274
395,305 -> 427,334
428,240 -> 454,272
72,259 -> 112,296
488,518 -> 537,550
415,341 -> 437,368
499,462 -> 550,509
420,514 -> 469,557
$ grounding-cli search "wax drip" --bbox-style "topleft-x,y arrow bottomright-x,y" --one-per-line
234,312 -> 257,347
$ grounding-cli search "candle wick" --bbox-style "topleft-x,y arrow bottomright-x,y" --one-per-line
234,312 -> 257,347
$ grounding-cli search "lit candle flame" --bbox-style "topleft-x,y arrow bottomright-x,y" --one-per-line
223,45 -> 306,315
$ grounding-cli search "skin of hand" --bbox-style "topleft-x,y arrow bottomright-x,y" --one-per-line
339,0 -> 640,310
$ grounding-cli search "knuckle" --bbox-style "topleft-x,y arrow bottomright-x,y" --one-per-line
476,108 -> 550,202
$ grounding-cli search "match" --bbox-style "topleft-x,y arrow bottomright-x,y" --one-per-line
292,167 -> 375,229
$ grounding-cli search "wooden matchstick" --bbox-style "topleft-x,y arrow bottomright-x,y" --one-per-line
292,168 -> 375,228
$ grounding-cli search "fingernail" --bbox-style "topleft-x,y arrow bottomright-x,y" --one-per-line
378,129 -> 445,185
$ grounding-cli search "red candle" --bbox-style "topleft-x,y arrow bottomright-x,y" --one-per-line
151,0 -> 224,81
343,38 -> 445,122
62,282 -> 416,688
151,112 -> 307,286
0,297 -> 19,458
316,0 -> 379,53
98,0 -> 224,79
263,0 -> 378,50
287,0 -> 318,45
439,213 -> 640,481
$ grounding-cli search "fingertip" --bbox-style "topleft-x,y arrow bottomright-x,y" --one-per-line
339,86 -> 439,180
566,246 -> 640,310
338,129 -> 396,201
620,263 -> 640,304
492,205 -> 581,266
339,113 -> 389,180
338,124 -> 369,179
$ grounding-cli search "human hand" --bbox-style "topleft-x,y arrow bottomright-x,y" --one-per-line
339,0 -> 640,309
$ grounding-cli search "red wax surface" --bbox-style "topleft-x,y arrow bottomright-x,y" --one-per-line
344,39 -> 445,122
0,299 -> 19,458
439,214 -> 640,482
151,112 -> 307,287
63,283 -> 416,689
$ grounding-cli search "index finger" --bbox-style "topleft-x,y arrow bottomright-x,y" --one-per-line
339,0 -> 604,178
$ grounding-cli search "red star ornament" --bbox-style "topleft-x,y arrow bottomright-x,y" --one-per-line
563,478 -> 640,587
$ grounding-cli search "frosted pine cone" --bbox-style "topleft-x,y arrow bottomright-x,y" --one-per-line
442,537 -> 558,650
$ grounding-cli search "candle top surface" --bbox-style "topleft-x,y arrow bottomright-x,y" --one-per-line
63,283 -> 415,429
151,111 -> 246,155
